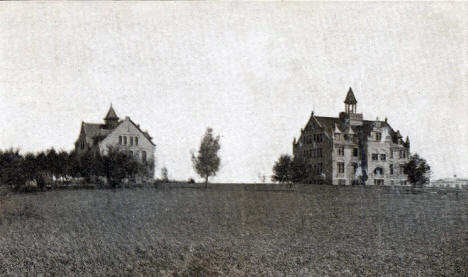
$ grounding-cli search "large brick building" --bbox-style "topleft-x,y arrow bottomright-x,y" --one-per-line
74,105 -> 156,175
293,88 -> 410,186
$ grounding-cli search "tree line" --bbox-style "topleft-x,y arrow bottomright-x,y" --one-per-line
0,147 -> 153,191
272,153 -> 431,187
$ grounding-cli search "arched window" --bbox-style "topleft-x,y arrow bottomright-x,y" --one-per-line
374,167 -> 384,175
142,151 -> 147,162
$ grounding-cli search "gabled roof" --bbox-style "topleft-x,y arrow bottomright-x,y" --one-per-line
81,122 -> 114,146
80,118 -> 156,147
128,118 -> 156,146
104,105 -> 119,120
344,87 -> 357,104
312,116 -> 399,142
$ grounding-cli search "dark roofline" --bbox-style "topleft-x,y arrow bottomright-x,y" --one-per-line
128,118 -> 156,146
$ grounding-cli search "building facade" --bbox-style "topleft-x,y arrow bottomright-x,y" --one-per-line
428,178 -> 468,189
74,105 -> 156,175
293,88 -> 410,186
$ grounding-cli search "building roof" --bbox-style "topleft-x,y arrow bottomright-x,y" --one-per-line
104,105 -> 119,120
81,122 -> 114,146
80,106 -> 155,147
312,115 -> 398,142
344,87 -> 357,104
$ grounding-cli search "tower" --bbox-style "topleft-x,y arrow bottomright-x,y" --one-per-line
341,87 -> 363,126
104,104 -> 119,129
344,87 -> 357,114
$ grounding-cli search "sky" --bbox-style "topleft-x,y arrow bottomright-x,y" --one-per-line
0,2 -> 466,182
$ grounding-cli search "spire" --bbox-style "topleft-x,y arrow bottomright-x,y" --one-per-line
405,136 -> 410,148
334,123 -> 342,133
104,104 -> 119,120
344,87 -> 357,104
104,104 -> 119,129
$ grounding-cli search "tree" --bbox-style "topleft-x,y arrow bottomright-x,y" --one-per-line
161,167 -> 169,182
272,154 -> 293,183
0,148 -> 26,188
191,128 -> 221,188
291,157 -> 309,184
404,153 -> 431,187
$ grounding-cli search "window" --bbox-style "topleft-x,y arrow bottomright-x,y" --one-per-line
374,179 -> 384,185
318,163 -> 323,174
80,141 -> 85,149
129,151 -> 133,156
376,132 -> 382,141
312,148 -> 323,158
372,153 -> 378,161
142,151 -> 147,162
353,148 -> 358,157
338,162 -> 345,173
313,163 -> 323,175
334,134 -> 340,140
390,164 -> 394,175
119,136 -> 122,145
400,164 -> 405,174
374,167 -> 384,175
344,134 -> 349,141
380,154 -> 386,161
130,137 -> 134,146
337,147 -> 344,156
124,136 -> 127,145
135,137 -> 139,146
352,163 -> 358,174
390,150 -> 393,159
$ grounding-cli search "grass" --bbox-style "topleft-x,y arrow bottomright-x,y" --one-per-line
0,184 -> 466,276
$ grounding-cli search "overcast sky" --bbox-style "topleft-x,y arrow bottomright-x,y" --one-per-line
1,2 -> 466,182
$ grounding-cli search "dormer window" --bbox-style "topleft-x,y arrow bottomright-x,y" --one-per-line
376,132 -> 382,141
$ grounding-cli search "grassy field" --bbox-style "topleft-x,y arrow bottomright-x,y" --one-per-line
0,184 -> 466,276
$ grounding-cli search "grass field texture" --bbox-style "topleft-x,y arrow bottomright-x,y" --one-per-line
0,184 -> 466,276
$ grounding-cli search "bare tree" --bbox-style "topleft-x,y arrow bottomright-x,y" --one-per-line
191,128 -> 221,188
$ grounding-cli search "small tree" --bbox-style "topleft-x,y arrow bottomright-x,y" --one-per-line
272,154 -> 293,183
404,153 -> 431,188
191,128 -> 221,188
161,167 -> 169,182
